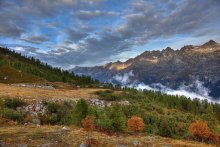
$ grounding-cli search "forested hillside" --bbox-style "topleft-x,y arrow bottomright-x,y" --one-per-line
0,47 -> 99,86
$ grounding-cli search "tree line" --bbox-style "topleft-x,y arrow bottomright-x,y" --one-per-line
0,47 -> 99,86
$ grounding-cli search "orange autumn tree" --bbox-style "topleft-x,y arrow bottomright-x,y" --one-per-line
127,116 -> 144,134
209,133 -> 220,144
81,115 -> 95,146
189,120 -> 211,142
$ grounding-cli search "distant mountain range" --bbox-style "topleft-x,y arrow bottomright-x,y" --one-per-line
71,40 -> 220,101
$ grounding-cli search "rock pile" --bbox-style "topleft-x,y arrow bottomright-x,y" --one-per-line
11,83 -> 54,89
88,98 -> 130,107
17,101 -> 47,125
88,98 -> 106,107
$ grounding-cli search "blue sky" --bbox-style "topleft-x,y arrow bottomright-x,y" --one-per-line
0,0 -> 220,69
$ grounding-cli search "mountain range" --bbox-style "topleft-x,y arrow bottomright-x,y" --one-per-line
71,40 -> 220,102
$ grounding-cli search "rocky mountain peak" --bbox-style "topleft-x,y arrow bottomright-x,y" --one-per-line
163,47 -> 174,52
180,45 -> 194,52
202,40 -> 218,48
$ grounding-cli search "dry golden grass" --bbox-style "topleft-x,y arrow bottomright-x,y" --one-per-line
0,125 -> 214,147
0,66 -> 46,83
0,83 -> 106,101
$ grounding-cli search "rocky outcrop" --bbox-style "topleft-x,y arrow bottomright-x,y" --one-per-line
14,98 -> 130,125
11,83 -> 54,89
88,98 -> 130,107
17,101 -> 47,125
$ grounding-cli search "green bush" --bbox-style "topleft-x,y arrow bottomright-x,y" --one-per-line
88,106 -> 98,117
96,109 -> 113,131
46,102 -> 74,125
0,99 -> 5,117
46,113 -> 58,124
95,90 -> 113,95
122,104 -> 140,118
3,108 -> 24,123
47,102 -> 61,113
4,98 -> 25,109
158,116 -> 176,137
95,90 -> 122,101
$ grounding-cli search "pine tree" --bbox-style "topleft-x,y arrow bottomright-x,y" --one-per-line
111,104 -> 127,132
158,117 -> 173,137
96,109 -> 113,131
74,99 -> 88,125
201,105 -> 218,131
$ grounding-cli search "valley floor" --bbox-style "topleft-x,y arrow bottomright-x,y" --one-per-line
0,124 -> 214,147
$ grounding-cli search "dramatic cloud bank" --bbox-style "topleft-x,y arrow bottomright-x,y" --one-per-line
0,0 -> 220,68
113,71 -> 219,103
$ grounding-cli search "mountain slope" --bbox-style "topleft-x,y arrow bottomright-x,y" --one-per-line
0,47 -> 99,86
72,40 -> 220,101
0,66 -> 46,83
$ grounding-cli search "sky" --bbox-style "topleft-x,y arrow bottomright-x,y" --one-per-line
0,0 -> 220,69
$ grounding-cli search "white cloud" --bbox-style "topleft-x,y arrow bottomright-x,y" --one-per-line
14,46 -> 24,51
113,71 -> 219,103
113,71 -> 134,85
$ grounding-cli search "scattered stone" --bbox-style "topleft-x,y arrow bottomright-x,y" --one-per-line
41,143 -> 52,147
89,98 -> 105,107
32,118 -> 41,125
61,126 -> 71,132
106,102 -> 112,107
133,140 -> 141,146
146,136 -> 154,141
11,83 -> 54,89
118,100 -> 130,106
116,145 -> 127,147
17,144 -> 28,147
79,143 -> 87,147
88,98 -> 130,107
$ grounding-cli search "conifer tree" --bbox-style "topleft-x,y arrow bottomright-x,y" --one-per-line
74,99 -> 88,125
201,105 -> 218,131
111,104 -> 127,132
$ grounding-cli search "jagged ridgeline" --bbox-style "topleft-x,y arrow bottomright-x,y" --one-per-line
72,40 -> 220,100
0,47 -> 99,86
